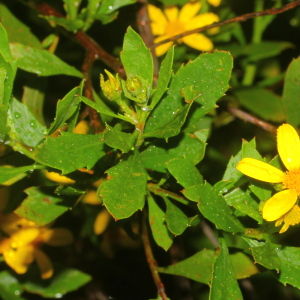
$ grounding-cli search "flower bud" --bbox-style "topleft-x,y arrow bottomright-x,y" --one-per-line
122,76 -> 149,104
100,70 -> 122,101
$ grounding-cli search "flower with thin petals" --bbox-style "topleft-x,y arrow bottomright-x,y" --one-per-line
0,214 -> 73,279
148,1 -> 220,56
236,124 -> 300,233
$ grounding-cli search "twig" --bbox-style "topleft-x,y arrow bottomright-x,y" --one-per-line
152,0 -> 300,49
228,107 -> 277,134
142,210 -> 168,300
200,221 -> 218,248
147,183 -> 191,206
136,0 -> 159,81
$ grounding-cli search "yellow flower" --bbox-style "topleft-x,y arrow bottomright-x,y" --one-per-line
237,124 -> 300,233
148,1 -> 219,56
208,0 -> 221,7
0,214 -> 73,279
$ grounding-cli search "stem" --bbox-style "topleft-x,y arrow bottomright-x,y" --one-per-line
141,210 -> 168,300
147,183 -> 190,206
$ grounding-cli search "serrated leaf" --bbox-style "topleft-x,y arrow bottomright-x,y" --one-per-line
99,151 -> 147,219
183,182 -> 245,234
9,43 -> 83,78
164,198 -> 189,235
243,238 -> 281,270
209,238 -> 243,300
224,187 -> 263,223
143,100 -> 194,140
141,132 -> 206,173
0,4 -> 41,48
145,51 -> 232,133
282,57 -> 300,128
0,165 -> 42,185
22,268 -> 91,298
150,46 -> 174,109
158,249 -> 215,284
275,245 -> 300,288
36,132 -> 105,174
103,125 -> 136,153
234,87 -> 285,122
148,194 -> 173,251
166,157 -> 203,188
121,27 -> 153,86
48,86 -> 82,135
0,271 -> 25,300
8,97 -> 45,147
15,186 -> 77,226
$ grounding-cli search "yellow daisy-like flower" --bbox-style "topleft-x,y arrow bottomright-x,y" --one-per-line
0,214 -> 73,279
148,1 -> 220,56
237,124 -> 300,233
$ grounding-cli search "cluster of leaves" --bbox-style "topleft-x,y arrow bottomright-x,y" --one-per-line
1,0 -> 300,299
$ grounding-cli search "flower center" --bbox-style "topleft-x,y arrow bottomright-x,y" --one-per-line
283,170 -> 300,195
165,21 -> 185,41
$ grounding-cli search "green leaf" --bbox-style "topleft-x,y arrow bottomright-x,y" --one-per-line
36,132 -> 105,174
0,271 -> 25,300
48,86 -> 82,135
141,132 -> 207,173
9,43 -> 83,78
221,41 -> 293,61
209,238 -> 243,300
234,87 -> 285,122
183,182 -> 245,234
79,95 -> 133,123
275,245 -> 300,288
22,268 -> 91,298
231,252 -> 259,279
164,198 -> 189,235
97,0 -> 136,15
143,100 -> 194,140
0,165 -> 42,185
223,138 -> 262,182
224,187 -> 263,223
121,27 -> 153,87
99,151 -> 147,219
103,125 -> 136,153
243,238 -> 281,270
150,46 -> 174,109
0,4 -> 41,48
42,16 -> 84,32
166,157 -> 203,188
148,194 -> 174,251
63,0 -> 81,19
0,24 -> 13,63
158,250 -> 258,284
282,57 -> 300,128
15,186 -> 78,226
145,51 -> 233,133
82,0 -> 103,31
8,98 -> 46,147
158,249 -> 215,284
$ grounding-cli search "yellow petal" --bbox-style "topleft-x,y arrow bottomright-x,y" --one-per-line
164,6 -> 178,22
148,4 -> 167,35
41,228 -> 73,246
83,190 -> 101,205
179,2 -> 202,24
262,189 -> 298,221
182,33 -> 213,51
34,248 -> 53,279
153,35 -> 173,57
236,158 -> 285,183
277,124 -> 300,171
45,171 -> 75,185
4,245 -> 34,274
10,228 -> 40,249
208,0 -> 221,7
0,213 -> 36,235
94,209 -> 112,235
73,120 -> 89,134
185,13 -> 219,30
